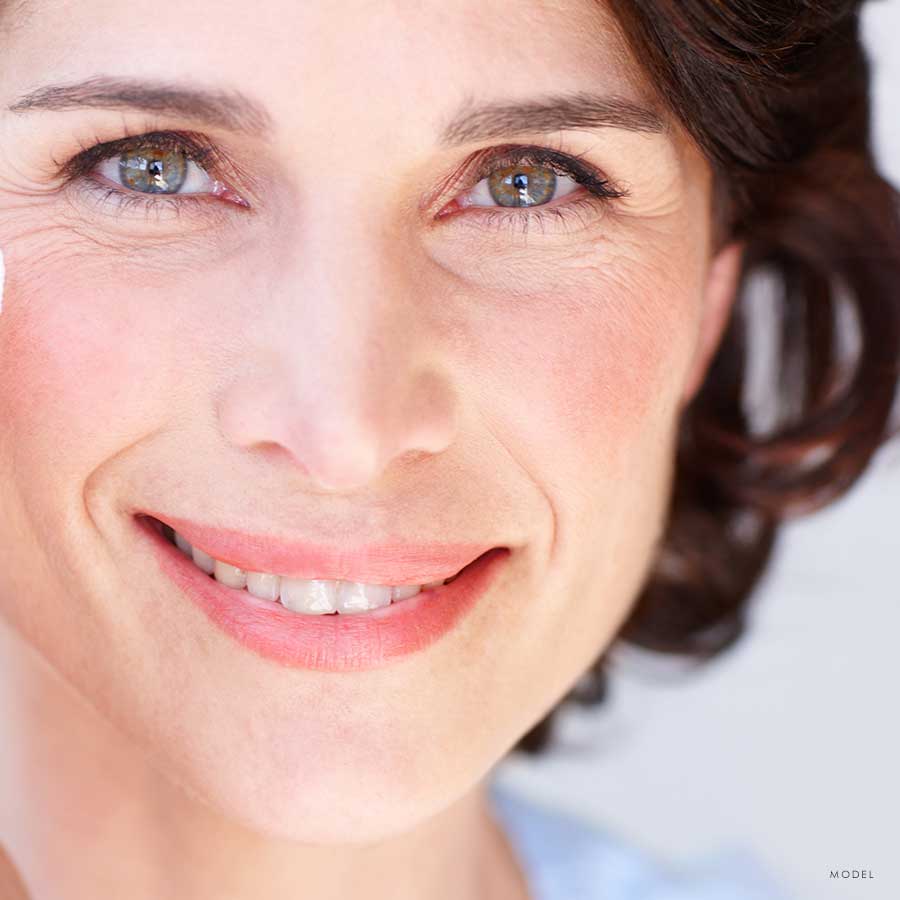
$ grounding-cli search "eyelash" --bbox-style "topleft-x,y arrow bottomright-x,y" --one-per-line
59,130 -> 226,220
454,144 -> 628,236
59,131 -> 629,233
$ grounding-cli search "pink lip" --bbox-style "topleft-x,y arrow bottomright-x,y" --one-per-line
145,511 -> 493,584
134,515 -> 510,671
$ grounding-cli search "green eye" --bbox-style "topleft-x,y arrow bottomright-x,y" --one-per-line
96,144 -> 216,195
119,148 -> 188,194
487,163 -> 558,208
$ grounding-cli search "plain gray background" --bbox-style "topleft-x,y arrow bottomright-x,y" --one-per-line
494,4 -> 900,899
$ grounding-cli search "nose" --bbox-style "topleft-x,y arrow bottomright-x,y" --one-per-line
215,228 -> 459,493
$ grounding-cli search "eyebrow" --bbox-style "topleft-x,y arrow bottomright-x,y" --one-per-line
438,90 -> 668,146
6,75 -> 273,136
6,77 -> 668,147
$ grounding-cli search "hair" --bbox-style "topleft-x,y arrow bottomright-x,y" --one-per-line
513,0 -> 900,755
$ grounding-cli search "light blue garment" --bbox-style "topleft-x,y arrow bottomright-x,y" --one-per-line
488,779 -> 795,900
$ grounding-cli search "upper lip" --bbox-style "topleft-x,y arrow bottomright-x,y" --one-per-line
142,512 -> 498,585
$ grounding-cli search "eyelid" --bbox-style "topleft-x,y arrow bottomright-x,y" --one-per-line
431,142 -> 628,216
58,129 -> 252,208
470,144 -> 621,193
58,130 -> 220,181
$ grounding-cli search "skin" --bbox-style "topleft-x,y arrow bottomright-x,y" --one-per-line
0,0 -> 744,897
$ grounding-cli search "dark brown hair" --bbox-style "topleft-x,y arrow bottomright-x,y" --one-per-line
513,0 -> 900,754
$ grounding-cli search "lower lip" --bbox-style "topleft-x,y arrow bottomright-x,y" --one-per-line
135,515 -> 510,672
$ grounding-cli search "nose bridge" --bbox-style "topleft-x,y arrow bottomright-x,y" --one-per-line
216,209 -> 457,493
279,209 -> 415,419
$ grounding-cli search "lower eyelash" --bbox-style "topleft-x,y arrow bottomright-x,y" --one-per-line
471,194 -> 610,237
77,179 -> 213,221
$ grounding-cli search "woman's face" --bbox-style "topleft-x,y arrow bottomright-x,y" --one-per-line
0,0 -> 739,842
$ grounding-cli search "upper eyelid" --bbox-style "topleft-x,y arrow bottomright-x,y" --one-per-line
59,130 -> 223,182
62,131 -> 588,180
425,142 -> 628,212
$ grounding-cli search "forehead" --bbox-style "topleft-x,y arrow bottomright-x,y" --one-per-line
1,0 -> 652,135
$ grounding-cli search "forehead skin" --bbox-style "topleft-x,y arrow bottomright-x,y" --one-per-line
0,0 -> 663,145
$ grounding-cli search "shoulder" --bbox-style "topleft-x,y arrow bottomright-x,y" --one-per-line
488,780 -> 793,900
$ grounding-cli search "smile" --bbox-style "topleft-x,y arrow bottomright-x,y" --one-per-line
135,513 -> 511,671
154,518 -> 462,616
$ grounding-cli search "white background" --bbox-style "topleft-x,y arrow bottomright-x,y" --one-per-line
494,4 -> 900,899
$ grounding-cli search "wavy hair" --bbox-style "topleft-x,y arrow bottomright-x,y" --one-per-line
514,0 -> 900,754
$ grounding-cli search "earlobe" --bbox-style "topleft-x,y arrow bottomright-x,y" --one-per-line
680,240 -> 746,407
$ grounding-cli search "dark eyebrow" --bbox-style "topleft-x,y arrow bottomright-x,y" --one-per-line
439,90 -> 668,146
6,78 -> 666,147
6,75 -> 272,136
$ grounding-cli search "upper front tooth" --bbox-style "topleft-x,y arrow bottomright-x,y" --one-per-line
280,577 -> 338,614
214,560 -> 247,589
246,571 -> 281,601
336,581 -> 393,614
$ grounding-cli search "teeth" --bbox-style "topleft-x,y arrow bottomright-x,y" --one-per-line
246,571 -> 281,601
214,560 -> 247,590
280,577 -> 338,615
191,546 -> 215,575
335,581 -> 392,614
160,522 -> 453,615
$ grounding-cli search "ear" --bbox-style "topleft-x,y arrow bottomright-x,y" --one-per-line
680,240 -> 745,407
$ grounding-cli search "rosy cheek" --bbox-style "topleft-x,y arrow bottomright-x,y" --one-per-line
0,258 -> 165,499
455,275 -> 696,489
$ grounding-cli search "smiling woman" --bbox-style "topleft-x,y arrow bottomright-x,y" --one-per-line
0,1 -> 896,899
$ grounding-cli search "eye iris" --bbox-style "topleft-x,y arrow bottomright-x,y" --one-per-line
488,163 -> 556,208
118,148 -> 188,194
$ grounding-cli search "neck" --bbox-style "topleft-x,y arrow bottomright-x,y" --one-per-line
0,619 -> 528,900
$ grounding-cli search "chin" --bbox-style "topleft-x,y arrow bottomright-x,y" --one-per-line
138,712 -> 483,846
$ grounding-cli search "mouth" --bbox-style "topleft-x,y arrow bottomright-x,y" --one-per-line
141,513 -> 474,616
134,513 -> 510,671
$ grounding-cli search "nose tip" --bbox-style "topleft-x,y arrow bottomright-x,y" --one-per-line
217,364 -> 457,494
260,421 -> 387,493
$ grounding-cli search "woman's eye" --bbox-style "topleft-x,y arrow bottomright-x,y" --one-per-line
94,146 -> 216,195
459,162 -> 581,210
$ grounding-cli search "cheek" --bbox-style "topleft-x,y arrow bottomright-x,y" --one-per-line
0,260 -> 155,495
434,257 -> 704,741
0,235 -> 230,502
0,246 -> 163,640
461,257 -> 699,488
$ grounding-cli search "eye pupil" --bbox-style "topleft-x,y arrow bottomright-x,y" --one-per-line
488,164 -> 556,208
119,148 -> 187,194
